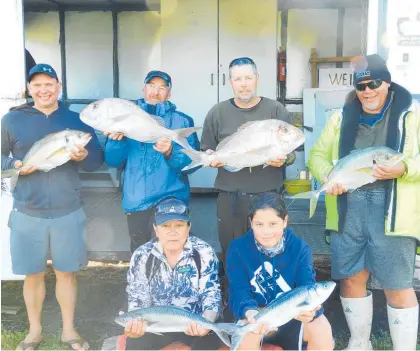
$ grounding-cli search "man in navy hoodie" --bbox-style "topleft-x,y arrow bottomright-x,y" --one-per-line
1,64 -> 103,350
104,70 -> 199,252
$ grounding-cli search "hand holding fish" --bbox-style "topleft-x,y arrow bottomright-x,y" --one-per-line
265,155 -> 287,168
69,144 -> 88,162
153,138 -> 173,157
14,160 -> 39,176
245,310 -> 277,336
104,131 -> 125,141
185,322 -> 210,337
323,178 -> 348,196
373,162 -> 406,180
294,305 -> 321,323
120,311 -> 147,338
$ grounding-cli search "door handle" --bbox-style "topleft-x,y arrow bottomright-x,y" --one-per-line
222,73 -> 226,85
211,73 -> 214,85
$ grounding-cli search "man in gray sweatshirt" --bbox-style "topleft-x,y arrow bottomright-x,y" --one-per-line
200,57 -> 294,278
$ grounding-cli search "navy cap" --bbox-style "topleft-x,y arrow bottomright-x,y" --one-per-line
144,70 -> 172,89
27,64 -> 59,83
353,54 -> 391,85
154,198 -> 190,226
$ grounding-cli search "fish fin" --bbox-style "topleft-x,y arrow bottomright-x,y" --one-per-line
297,301 -> 311,307
150,114 -> 166,127
181,149 -> 209,171
236,121 -> 261,132
172,127 -> 202,149
215,133 -> 237,151
148,331 -> 164,336
9,173 -> 19,192
47,147 -> 67,160
292,190 -> 320,218
223,165 -> 243,172
332,160 -> 338,166
262,163 -> 268,169
213,330 -> 231,348
356,167 -> 372,174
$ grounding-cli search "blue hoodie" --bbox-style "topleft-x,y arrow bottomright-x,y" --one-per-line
1,103 -> 104,218
227,228 -> 323,320
104,99 -> 200,212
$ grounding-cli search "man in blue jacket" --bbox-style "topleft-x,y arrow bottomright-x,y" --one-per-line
1,64 -> 103,350
104,70 -> 200,252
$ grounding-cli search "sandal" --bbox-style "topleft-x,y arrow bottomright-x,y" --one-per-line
62,338 -> 90,350
16,340 -> 42,351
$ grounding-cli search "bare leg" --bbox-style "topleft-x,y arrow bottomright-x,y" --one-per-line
303,315 -> 334,350
55,270 -> 88,350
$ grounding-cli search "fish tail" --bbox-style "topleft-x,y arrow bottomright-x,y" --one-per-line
292,190 -> 320,218
2,168 -> 20,193
230,331 -> 246,351
181,149 -> 209,171
212,323 -> 243,348
172,127 -> 202,149
1,168 -> 19,178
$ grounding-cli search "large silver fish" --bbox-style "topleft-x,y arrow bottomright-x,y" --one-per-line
294,146 -> 404,218
80,98 -> 201,150
1,130 -> 92,191
181,119 -> 305,172
230,281 -> 336,351
114,306 -> 239,347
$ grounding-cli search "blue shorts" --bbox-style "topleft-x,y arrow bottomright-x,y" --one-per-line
8,208 -> 88,275
331,188 -> 416,290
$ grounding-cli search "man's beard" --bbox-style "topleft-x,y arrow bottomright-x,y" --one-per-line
237,89 -> 256,103
362,101 -> 380,111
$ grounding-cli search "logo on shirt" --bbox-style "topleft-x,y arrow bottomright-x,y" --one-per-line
43,67 -> 52,73
250,261 -> 291,304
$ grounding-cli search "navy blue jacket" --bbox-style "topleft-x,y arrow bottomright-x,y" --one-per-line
104,99 -> 199,212
1,103 -> 104,218
227,228 -> 323,320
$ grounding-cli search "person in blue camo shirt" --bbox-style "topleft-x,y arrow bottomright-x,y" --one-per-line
227,192 -> 333,351
103,71 -> 200,252
122,197 -> 223,350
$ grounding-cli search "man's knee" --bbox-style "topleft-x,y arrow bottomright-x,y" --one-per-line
340,270 -> 370,297
54,270 -> 76,282
24,272 -> 45,288
384,288 -> 418,308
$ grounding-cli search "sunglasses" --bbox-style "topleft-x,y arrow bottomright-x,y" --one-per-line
355,79 -> 383,91
155,201 -> 190,217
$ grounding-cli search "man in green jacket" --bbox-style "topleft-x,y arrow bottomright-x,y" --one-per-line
308,54 -> 419,350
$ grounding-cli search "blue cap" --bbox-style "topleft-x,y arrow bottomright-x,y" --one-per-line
154,198 -> 190,226
144,70 -> 172,89
353,54 -> 391,85
27,64 -> 59,82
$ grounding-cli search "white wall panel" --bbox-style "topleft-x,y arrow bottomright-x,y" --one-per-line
65,12 -> 113,99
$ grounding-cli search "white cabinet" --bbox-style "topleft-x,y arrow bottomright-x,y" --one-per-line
218,0 -> 278,102
161,0 -> 278,188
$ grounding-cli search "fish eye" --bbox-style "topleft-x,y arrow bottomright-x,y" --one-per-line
93,102 -> 99,110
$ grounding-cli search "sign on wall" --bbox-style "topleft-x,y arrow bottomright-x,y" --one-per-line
318,68 -> 354,88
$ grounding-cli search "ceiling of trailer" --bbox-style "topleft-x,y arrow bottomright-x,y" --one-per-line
23,0 -> 367,11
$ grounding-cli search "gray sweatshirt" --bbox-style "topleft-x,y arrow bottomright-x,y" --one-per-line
200,97 -> 292,193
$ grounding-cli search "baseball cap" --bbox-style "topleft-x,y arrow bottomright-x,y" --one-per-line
144,70 -> 172,89
27,64 -> 59,83
154,198 -> 190,226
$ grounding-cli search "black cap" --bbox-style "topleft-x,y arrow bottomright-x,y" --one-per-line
353,54 -> 391,85
27,64 -> 59,83
154,198 -> 190,226
144,70 -> 172,89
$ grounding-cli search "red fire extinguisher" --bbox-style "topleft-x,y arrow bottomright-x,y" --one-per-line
278,49 -> 286,82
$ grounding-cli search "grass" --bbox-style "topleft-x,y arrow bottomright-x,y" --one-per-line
1,329 -> 69,351
3,328 -> 419,350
